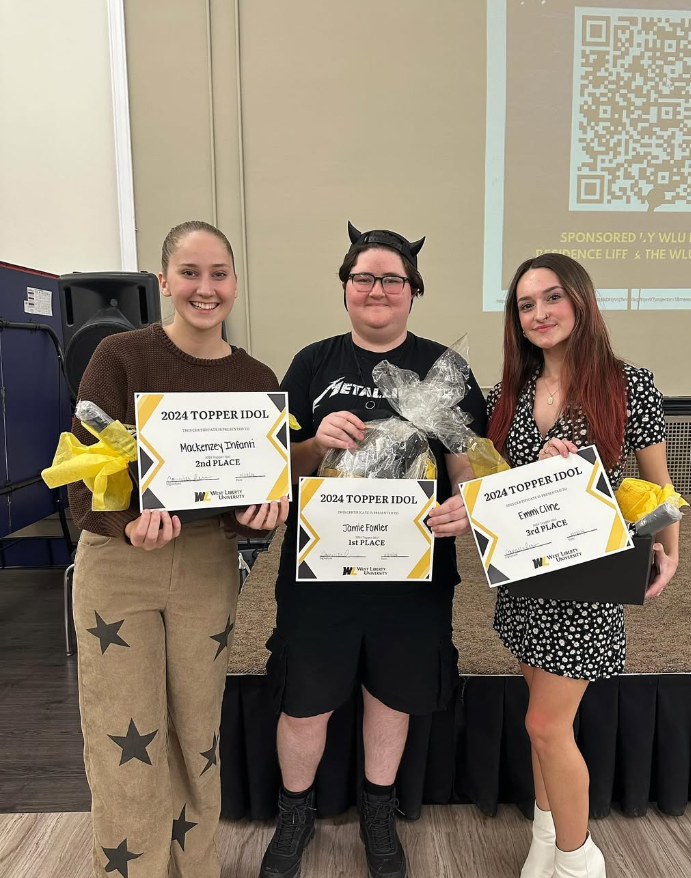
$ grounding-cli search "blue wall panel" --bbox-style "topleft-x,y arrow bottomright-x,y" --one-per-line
0,263 -> 71,558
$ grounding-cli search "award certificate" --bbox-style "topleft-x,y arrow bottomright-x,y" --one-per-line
461,446 -> 632,587
296,477 -> 436,582
135,391 -> 291,511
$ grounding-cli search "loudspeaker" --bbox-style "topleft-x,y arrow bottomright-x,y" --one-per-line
58,271 -> 161,395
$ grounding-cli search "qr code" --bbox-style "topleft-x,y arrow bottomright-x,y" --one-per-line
570,8 -> 691,212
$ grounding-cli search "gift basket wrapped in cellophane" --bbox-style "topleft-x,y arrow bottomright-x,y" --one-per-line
615,478 -> 688,535
318,336 -> 509,480
320,416 -> 437,480
42,401 -> 138,510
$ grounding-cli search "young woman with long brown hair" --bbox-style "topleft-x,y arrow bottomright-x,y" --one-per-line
486,253 -> 679,878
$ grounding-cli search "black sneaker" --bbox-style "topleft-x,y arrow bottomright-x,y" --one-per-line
359,787 -> 408,878
259,787 -> 316,878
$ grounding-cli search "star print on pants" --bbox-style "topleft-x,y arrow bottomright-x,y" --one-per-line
172,804 -> 198,850
210,616 -> 234,659
87,611 -> 130,654
108,719 -> 158,766
102,839 -> 142,877
200,731 -> 219,776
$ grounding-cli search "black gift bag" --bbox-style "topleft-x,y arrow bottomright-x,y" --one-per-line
506,534 -> 654,605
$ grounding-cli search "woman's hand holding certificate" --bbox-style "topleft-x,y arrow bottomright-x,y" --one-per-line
236,497 -> 290,531
125,510 -> 182,550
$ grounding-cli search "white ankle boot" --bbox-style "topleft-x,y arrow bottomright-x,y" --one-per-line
520,803 -> 556,878
552,832 -> 606,878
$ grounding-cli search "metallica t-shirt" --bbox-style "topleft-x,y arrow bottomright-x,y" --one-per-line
277,333 -> 488,595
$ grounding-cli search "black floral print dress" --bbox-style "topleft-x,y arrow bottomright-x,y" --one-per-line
487,364 -> 665,680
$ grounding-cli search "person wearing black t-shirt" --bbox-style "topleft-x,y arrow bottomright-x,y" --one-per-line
259,224 -> 487,878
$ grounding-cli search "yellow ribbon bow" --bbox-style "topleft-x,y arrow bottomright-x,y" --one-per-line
42,421 -> 138,511
615,477 -> 688,523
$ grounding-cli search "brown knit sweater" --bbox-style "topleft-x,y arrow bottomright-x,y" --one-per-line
68,323 -> 280,538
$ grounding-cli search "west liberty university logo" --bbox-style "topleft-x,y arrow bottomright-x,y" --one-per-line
195,491 -> 212,503
532,556 -> 550,569
342,566 -> 358,576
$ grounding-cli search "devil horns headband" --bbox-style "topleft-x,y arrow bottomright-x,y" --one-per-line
346,221 -> 425,268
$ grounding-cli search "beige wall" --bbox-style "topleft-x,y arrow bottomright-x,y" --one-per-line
0,0 -> 121,275
125,0 -> 688,394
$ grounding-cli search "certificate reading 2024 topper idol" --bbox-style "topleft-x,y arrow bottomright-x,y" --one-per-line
461,446 -> 633,587
296,477 -> 437,582
134,391 -> 291,511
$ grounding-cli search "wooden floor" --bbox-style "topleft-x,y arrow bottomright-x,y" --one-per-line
0,569 -> 90,811
1,806 -> 690,878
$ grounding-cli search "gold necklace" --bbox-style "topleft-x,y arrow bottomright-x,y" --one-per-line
542,376 -> 560,406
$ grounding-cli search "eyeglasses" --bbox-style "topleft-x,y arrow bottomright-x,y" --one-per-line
348,273 -> 410,295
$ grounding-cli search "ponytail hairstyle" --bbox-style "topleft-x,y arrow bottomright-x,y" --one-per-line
161,221 -> 235,275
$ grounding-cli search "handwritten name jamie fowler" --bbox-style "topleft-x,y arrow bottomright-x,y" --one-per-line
343,522 -> 389,547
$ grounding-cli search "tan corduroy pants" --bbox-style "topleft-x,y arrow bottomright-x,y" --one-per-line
73,518 -> 239,878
